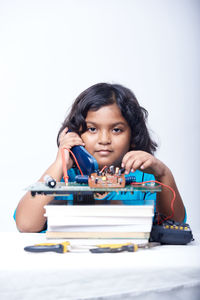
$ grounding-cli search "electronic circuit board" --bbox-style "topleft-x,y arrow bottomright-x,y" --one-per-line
27,181 -> 162,197
88,173 -> 126,188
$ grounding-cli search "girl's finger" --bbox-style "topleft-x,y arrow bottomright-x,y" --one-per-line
123,159 -> 135,174
59,127 -> 69,140
140,158 -> 152,170
132,159 -> 143,171
121,151 -> 136,168
59,134 -> 85,149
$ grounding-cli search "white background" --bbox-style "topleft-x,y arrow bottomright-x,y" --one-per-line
0,0 -> 199,232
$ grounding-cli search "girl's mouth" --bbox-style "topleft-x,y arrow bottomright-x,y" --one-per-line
96,150 -> 112,156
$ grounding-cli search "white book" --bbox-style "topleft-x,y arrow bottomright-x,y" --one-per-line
46,231 -> 150,239
44,204 -> 154,240
44,204 -> 154,218
48,223 -> 152,233
46,216 -> 153,226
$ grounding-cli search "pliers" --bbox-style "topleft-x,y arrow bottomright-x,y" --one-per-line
90,242 -> 160,253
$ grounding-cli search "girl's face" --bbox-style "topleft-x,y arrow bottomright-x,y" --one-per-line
81,103 -> 132,169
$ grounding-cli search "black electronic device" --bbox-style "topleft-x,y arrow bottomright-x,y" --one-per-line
149,214 -> 194,245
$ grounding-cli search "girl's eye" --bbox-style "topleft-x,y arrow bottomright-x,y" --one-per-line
88,127 -> 97,133
113,128 -> 122,133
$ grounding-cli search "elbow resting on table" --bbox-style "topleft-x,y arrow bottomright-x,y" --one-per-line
15,215 -> 45,233
16,222 -> 41,233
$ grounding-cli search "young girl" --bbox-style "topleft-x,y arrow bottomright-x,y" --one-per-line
15,83 -> 186,232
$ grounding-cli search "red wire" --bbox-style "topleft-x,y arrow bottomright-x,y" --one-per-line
61,148 -> 84,184
61,148 -> 69,184
131,180 -> 176,223
100,165 -> 108,173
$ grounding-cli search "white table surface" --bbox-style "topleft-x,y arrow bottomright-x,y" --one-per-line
0,231 -> 200,300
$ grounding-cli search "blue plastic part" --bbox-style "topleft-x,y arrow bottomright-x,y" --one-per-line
71,145 -> 98,175
68,129 -> 98,175
75,175 -> 89,184
125,176 -> 136,184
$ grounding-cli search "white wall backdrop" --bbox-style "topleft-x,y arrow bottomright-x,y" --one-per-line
0,0 -> 199,231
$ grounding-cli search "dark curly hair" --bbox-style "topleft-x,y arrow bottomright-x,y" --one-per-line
57,83 -> 157,154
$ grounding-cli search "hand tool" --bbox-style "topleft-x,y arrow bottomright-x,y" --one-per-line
24,241 -> 70,253
90,242 -> 160,253
24,241 -> 160,253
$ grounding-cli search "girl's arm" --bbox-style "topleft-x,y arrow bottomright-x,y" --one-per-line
154,165 -> 185,222
122,151 -> 185,222
16,128 -> 85,232
15,161 -> 63,232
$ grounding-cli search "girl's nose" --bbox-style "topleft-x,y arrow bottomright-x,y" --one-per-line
98,130 -> 111,144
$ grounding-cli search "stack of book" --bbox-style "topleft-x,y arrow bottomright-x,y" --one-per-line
44,204 -> 154,243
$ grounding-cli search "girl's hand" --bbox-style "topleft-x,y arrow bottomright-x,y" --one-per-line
55,127 -> 85,169
121,150 -> 167,178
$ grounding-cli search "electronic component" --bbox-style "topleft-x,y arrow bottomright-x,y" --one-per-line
75,174 -> 136,185
44,175 -> 56,188
88,172 -> 125,188
75,167 -> 135,188
28,181 -> 161,197
29,165 -> 161,196
149,214 -> 194,245
75,175 -> 89,184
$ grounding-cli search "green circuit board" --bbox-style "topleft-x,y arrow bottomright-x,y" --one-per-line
27,181 -> 162,197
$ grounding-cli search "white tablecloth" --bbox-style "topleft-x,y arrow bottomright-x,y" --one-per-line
0,232 -> 200,300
